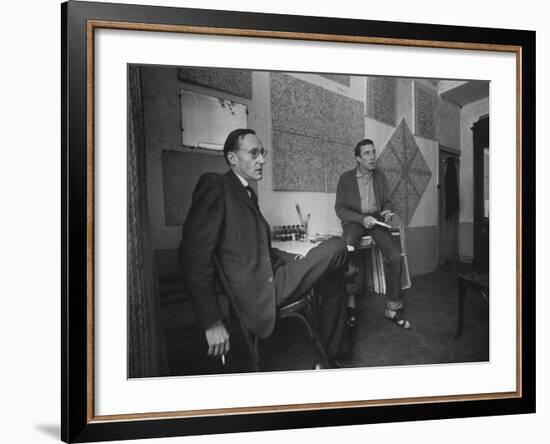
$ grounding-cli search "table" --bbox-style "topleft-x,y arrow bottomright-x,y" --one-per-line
271,239 -> 323,257
455,272 -> 489,338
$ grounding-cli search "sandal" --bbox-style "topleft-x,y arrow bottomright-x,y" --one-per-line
347,306 -> 356,329
385,309 -> 411,330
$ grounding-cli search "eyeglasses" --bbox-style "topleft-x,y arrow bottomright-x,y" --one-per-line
238,148 -> 268,159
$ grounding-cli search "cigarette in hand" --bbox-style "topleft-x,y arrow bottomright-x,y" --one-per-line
221,354 -> 226,366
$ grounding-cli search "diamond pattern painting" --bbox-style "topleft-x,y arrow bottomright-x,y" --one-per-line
377,119 -> 432,225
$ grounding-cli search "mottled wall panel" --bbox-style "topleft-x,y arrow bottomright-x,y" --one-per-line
272,131 -> 326,192
271,73 -> 324,140
320,73 -> 351,87
272,131 -> 355,193
326,143 -> 356,193
271,73 -> 363,145
438,97 -> 461,149
177,67 -> 252,99
271,73 -> 363,191
414,82 -> 438,140
330,93 -> 364,145
366,77 -> 397,127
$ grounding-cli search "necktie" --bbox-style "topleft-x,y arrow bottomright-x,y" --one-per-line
246,185 -> 272,251
246,185 -> 259,209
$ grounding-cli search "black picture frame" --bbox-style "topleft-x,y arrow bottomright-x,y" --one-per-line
62,1 -> 536,442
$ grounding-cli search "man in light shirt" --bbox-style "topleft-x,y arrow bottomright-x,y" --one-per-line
335,139 -> 411,330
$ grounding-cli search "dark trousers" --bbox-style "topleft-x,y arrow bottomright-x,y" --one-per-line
273,237 -> 350,358
343,222 -> 403,311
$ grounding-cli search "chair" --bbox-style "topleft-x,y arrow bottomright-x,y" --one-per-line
356,226 -> 411,295
455,271 -> 489,338
213,256 -> 328,371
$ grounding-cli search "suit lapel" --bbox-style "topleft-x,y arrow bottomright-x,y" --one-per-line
225,170 -> 261,216
226,170 -> 272,244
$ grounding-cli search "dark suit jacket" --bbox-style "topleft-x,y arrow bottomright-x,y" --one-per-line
179,170 -> 294,338
335,167 -> 393,226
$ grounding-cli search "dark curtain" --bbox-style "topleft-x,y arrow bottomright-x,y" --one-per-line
445,157 -> 459,219
128,66 -> 168,378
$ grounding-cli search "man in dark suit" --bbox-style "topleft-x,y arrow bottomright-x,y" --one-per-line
179,129 -> 350,366
335,139 -> 411,330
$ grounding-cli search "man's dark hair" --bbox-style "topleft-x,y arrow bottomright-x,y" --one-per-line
223,128 -> 256,164
354,138 -> 375,158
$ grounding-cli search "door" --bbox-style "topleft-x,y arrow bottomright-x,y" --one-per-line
472,116 -> 489,272
438,148 -> 460,266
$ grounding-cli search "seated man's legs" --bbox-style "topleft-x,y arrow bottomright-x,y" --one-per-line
369,226 -> 410,329
273,237 -> 350,358
368,226 -> 402,311
342,222 -> 367,324
342,222 -> 410,328
313,263 -> 350,359
342,221 -> 367,250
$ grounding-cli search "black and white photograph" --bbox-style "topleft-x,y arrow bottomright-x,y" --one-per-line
56,1 -> 537,441
128,64 -> 490,378
2,0 -> 548,438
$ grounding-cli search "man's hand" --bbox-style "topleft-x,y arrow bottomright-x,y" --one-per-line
205,322 -> 230,357
380,210 -> 394,223
363,215 -> 377,229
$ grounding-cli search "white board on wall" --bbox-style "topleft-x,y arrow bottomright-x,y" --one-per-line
180,89 -> 248,150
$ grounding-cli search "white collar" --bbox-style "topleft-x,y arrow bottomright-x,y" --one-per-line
234,171 -> 249,188
356,166 -> 374,178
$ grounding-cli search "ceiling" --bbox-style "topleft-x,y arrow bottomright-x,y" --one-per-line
439,80 -> 490,107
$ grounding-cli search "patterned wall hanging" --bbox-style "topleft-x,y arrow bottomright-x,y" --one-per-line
366,77 -> 397,127
377,119 -> 432,225
414,81 -> 438,140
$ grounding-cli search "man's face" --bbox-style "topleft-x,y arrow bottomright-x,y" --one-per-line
228,133 -> 266,182
356,143 -> 377,171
